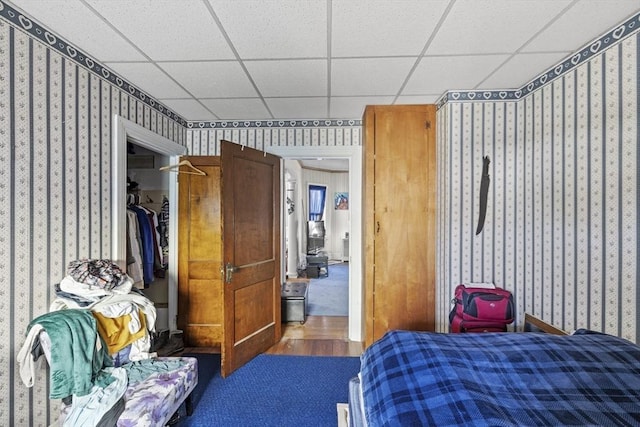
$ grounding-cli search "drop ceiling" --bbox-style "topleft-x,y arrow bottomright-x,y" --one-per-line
9,0 -> 640,122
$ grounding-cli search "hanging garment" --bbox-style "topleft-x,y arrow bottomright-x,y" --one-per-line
128,205 -> 156,285
138,206 -> 165,279
159,196 -> 169,267
126,210 -> 144,288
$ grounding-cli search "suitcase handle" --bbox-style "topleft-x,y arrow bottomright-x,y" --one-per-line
474,294 -> 505,302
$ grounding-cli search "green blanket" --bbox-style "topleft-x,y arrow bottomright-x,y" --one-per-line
28,310 -> 112,399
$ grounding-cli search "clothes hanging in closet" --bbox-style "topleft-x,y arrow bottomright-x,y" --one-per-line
158,196 -> 169,267
126,210 -> 144,288
126,199 -> 166,288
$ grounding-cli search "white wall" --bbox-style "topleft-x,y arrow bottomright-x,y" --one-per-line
301,168 -> 349,260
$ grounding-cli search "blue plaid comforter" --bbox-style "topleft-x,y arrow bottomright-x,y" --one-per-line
360,330 -> 640,426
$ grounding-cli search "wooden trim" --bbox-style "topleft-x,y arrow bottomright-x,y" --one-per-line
524,313 -> 568,335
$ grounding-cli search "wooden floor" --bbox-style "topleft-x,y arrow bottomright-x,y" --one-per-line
183,271 -> 362,357
265,315 -> 363,357
183,315 -> 363,357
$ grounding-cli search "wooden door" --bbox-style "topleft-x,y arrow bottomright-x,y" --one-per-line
220,141 -> 281,377
177,156 -> 224,346
364,105 -> 436,346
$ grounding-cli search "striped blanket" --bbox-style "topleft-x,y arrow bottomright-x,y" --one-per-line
360,330 -> 640,426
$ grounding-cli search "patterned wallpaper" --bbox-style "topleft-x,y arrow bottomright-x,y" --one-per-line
436,32 -> 639,343
2,0 -> 639,425
0,4 -> 361,425
437,11 -> 640,105
0,18 -> 187,427
185,125 -> 361,155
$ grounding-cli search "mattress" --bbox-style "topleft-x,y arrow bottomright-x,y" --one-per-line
357,330 -> 640,427
348,376 -> 366,427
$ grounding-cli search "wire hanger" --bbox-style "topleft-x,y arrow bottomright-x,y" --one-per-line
159,159 -> 206,176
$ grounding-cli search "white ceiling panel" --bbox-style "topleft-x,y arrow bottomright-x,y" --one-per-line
245,59 -> 327,97
331,0 -> 449,57
428,0 -> 573,55
329,96 -> 395,119
209,0 -> 327,59
85,0 -> 235,61
159,99 -> 217,121
478,52 -> 571,89
11,0 -> 145,61
104,62 -> 191,98
331,57 -> 416,96
265,97 -> 328,119
523,0 -> 640,53
201,98 -> 271,120
8,0 -> 639,121
403,54 -> 510,95
159,61 -> 258,98
395,95 -> 441,105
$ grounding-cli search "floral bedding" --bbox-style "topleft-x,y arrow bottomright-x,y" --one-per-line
60,356 -> 198,427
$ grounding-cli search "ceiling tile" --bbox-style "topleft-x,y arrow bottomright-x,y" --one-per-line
9,0 -> 639,122
478,52 -> 571,89
201,98 -> 271,120
208,0 -> 327,59
245,59 -> 327,97
159,99 -> 217,121
159,61 -> 258,98
403,55 -> 510,95
329,96 -> 395,119
331,57 -> 416,96
265,97 -> 328,119
104,62 -> 191,98
331,0 -> 450,57
395,95 -> 441,105
85,0 -> 235,61
428,0 -> 573,55
523,1 -> 640,53
11,0 -> 145,61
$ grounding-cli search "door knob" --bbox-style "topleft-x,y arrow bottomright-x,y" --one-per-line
225,263 -> 239,283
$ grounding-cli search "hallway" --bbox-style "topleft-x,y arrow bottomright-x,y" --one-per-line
265,316 -> 363,357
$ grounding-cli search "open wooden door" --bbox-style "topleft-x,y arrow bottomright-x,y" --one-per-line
220,141 -> 281,377
177,156 -> 225,347
177,143 -> 281,375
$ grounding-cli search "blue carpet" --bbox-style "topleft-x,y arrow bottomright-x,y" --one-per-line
179,353 -> 360,427
307,263 -> 349,316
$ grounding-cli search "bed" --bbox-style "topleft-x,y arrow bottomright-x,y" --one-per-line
349,316 -> 640,426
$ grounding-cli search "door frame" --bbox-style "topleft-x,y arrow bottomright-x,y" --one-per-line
268,145 -> 363,342
111,115 -> 186,331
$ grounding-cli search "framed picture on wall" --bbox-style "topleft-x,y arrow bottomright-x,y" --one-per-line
334,192 -> 349,210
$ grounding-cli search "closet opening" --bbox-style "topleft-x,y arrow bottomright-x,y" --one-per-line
111,115 -> 186,332
126,143 -> 171,330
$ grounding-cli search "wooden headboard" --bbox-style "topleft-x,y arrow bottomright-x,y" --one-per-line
523,313 -> 568,335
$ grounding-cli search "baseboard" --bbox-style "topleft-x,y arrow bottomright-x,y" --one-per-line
336,403 -> 349,427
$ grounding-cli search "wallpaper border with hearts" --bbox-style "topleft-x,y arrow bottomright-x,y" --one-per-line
0,0 -> 187,127
437,11 -> 640,106
0,18 -> 188,427
436,31 -> 639,344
